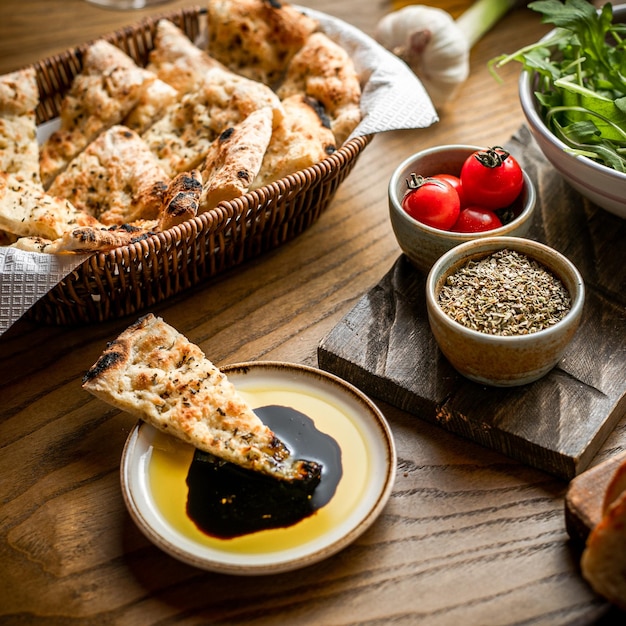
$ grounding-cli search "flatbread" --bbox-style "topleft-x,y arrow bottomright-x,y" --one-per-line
581,490 -> 626,610
39,39 -> 157,187
0,67 -> 41,184
142,65 -> 283,178
251,94 -> 336,190
207,0 -> 318,86
82,313 -> 322,484
147,19 -> 223,94
12,221 -> 157,254
17,221 -> 157,253
199,107 -> 273,211
0,173 -> 99,240
277,32 -> 361,144
123,77 -> 179,133
603,459 -> 626,516
0,66 -> 39,117
158,169 -> 203,230
48,125 -> 169,226
0,0 -> 362,256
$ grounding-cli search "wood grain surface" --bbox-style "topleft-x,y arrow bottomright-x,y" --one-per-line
1,1 -> 626,624
319,126 -> 626,480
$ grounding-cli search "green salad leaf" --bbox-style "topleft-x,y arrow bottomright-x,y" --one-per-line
491,0 -> 626,172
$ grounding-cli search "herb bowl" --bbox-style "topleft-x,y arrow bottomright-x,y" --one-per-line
518,4 -> 626,219
389,145 -> 536,273
426,236 -> 585,387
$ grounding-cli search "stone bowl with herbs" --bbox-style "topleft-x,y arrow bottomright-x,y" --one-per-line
389,144 -> 536,273
425,236 -> 585,387
496,0 -> 626,219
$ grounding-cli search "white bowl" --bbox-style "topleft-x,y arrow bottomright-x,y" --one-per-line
426,237 -> 585,387
518,4 -> 626,219
389,145 -> 536,273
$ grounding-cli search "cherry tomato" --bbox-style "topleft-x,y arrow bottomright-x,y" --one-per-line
401,174 -> 460,230
432,173 -> 464,207
452,206 -> 503,233
460,146 -> 523,210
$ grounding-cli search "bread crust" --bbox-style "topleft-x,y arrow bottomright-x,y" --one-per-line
603,460 -> 626,516
207,0 -> 318,86
12,221 -> 157,253
581,490 -> 626,610
199,106 -> 273,211
158,170 -> 203,230
251,94 -> 336,190
277,32 -> 362,144
148,19 -> 224,94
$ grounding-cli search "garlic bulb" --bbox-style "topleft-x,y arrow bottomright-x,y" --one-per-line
376,1 -> 516,110
376,6 -> 470,110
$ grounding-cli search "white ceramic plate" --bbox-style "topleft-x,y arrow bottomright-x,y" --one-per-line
120,361 -> 396,575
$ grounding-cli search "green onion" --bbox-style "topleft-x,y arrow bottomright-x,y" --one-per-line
456,0 -> 518,48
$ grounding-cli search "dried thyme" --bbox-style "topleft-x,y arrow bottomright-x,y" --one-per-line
438,249 -> 571,336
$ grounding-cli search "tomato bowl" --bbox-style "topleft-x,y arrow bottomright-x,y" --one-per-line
518,4 -> 626,219
425,236 -> 585,387
388,145 -> 536,273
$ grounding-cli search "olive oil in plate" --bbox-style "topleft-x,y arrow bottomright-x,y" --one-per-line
148,385 -> 370,555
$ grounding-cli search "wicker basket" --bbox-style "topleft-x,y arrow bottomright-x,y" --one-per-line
26,5 -> 372,325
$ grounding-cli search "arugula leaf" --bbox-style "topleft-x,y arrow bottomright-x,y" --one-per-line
490,0 -> 626,171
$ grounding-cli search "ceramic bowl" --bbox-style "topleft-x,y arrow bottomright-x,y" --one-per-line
518,4 -> 626,219
426,237 -> 585,387
389,145 -> 536,273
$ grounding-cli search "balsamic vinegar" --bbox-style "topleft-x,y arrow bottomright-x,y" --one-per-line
186,405 -> 343,539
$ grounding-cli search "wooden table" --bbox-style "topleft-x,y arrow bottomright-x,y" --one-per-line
1,1 -> 624,623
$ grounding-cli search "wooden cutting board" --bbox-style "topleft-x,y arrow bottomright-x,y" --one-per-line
318,126 -> 626,480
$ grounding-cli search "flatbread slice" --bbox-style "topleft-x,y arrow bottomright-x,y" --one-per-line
13,221 -> 159,254
277,32 -> 362,145
158,170 -> 203,230
207,0 -> 318,86
603,459 -> 626,516
142,65 -> 283,178
147,19 -> 224,94
39,39 -> 158,187
82,313 -> 322,484
0,67 -> 41,184
251,94 -> 336,190
581,490 -> 626,610
0,173 -> 99,240
199,107 -> 273,211
48,125 -> 169,225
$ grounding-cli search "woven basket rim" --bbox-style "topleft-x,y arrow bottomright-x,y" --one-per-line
90,133 -> 372,265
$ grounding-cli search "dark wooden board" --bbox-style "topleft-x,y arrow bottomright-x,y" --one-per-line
318,126 -> 626,480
